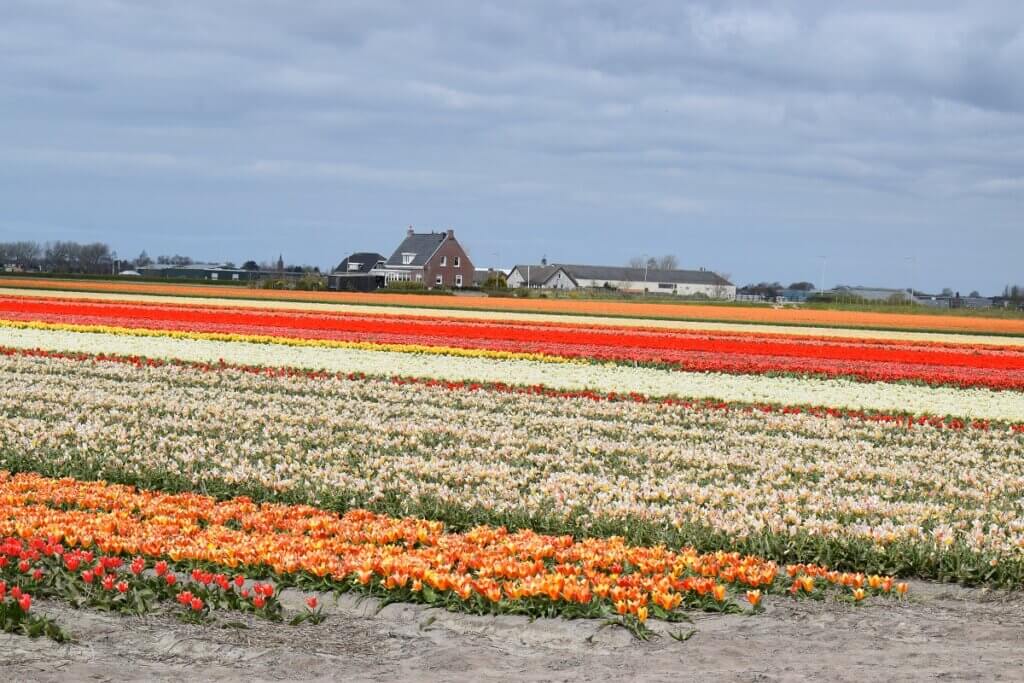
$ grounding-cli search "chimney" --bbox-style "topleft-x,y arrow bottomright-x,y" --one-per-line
407,225 -> 414,237
446,228 -> 454,239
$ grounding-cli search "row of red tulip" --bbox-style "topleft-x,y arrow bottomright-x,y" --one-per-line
2,296 -> 1024,391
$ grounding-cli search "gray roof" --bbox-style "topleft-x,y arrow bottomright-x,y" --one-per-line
335,252 -> 385,274
509,264 -> 559,283
386,233 -> 446,267
551,264 -> 732,286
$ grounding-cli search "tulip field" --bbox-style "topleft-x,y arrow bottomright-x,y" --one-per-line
2,283 -> 1023,640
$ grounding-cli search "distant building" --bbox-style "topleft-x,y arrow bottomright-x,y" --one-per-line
379,227 -> 475,288
134,263 -> 312,283
326,253 -> 386,292
473,268 -> 507,287
826,286 -> 913,303
505,263 -> 559,288
135,263 -> 255,282
507,263 -> 735,300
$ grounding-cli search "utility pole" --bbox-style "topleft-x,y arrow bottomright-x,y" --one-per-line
905,255 -> 916,305
817,256 -> 827,297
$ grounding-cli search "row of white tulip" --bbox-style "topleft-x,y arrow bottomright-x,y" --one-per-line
1,351 -> 1022,556
2,325 -> 1023,421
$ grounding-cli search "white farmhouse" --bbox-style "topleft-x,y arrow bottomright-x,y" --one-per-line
506,263 -> 736,300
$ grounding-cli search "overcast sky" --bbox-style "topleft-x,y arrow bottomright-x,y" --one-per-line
2,1 -> 1022,292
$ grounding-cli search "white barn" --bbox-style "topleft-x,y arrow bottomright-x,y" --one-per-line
506,263 -> 736,300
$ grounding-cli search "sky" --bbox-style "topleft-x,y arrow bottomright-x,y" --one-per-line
1,1 -> 1022,293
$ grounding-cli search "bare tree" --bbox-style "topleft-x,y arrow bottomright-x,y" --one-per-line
0,241 -> 42,268
628,254 -> 678,271
44,241 -> 80,272
77,242 -> 113,273
710,272 -> 733,300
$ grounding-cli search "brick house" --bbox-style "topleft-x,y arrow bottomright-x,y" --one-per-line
383,227 -> 474,289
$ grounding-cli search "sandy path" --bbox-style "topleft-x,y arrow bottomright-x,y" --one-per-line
3,581 -> 1022,682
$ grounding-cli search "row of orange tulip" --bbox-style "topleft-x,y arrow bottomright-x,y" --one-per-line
0,472 -> 905,622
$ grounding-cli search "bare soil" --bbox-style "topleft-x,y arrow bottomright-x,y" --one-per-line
3,581 -> 1023,682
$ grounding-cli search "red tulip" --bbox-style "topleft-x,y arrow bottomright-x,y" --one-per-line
306,596 -> 318,610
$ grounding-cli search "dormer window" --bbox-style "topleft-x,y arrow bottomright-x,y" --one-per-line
440,256 -> 447,267
402,253 -> 415,265
347,262 -> 361,271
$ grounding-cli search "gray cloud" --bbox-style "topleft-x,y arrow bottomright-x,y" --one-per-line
0,0 -> 1022,292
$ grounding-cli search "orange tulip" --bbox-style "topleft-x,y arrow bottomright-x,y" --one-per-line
745,590 -> 762,608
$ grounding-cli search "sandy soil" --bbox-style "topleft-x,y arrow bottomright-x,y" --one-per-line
3,581 -> 1022,682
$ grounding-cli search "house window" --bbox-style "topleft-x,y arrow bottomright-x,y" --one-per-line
232,273 -> 240,281
440,256 -> 447,266
435,275 -> 443,286
455,274 -> 463,287
402,253 -> 415,265
348,262 -> 361,271
454,256 -> 460,267
210,273 -> 218,280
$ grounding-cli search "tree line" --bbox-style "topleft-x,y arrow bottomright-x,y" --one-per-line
0,241 -> 116,274
0,241 -> 320,275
